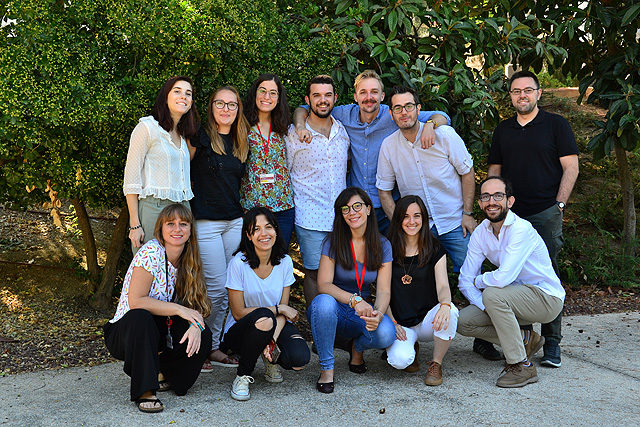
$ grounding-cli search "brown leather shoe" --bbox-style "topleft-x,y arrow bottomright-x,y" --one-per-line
424,361 -> 443,386
524,331 -> 545,359
496,362 -> 539,388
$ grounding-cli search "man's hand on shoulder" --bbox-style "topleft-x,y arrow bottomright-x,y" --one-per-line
420,120 -> 436,149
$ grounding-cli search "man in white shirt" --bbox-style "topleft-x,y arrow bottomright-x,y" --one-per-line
457,176 -> 565,388
285,75 -> 350,306
376,85 -> 476,272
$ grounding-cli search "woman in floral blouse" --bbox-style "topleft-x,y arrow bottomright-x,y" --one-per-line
242,74 -> 296,246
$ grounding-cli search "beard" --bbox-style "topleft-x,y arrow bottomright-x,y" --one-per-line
484,205 -> 509,223
515,98 -> 537,115
310,102 -> 333,119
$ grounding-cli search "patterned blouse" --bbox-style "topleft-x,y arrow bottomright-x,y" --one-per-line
240,126 -> 294,213
110,239 -> 176,323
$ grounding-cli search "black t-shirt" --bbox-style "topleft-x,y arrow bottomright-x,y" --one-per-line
190,127 -> 246,221
389,245 -> 447,328
488,109 -> 579,217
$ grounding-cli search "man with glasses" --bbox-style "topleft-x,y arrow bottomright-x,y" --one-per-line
377,85 -> 476,272
292,70 -> 450,235
457,176 -> 565,388
285,75 -> 350,306
486,70 -> 579,368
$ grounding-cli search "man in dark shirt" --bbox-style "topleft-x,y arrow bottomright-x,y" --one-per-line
485,70 -> 579,368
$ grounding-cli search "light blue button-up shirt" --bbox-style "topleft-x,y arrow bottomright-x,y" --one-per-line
329,104 -> 451,208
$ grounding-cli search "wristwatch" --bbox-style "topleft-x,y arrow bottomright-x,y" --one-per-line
556,201 -> 565,210
350,295 -> 363,308
425,119 -> 438,129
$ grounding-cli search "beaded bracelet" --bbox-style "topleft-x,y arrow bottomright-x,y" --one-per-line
129,224 -> 142,231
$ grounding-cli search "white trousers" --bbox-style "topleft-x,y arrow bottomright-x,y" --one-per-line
387,303 -> 459,370
196,218 -> 243,350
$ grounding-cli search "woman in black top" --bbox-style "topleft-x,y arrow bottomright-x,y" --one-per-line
385,196 -> 459,386
190,85 -> 249,371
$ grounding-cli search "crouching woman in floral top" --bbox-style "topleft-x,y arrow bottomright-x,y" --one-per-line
104,204 -> 212,413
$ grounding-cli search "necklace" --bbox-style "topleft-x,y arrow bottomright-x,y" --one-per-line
401,249 -> 418,285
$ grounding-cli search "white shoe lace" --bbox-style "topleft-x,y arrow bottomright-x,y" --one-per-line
233,375 -> 254,396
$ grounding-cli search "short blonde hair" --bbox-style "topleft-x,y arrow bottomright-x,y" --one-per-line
354,70 -> 384,92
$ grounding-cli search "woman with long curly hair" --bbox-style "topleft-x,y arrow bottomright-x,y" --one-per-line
123,76 -> 199,252
385,195 -> 458,386
308,187 -> 396,393
241,74 -> 295,245
190,85 -> 249,371
104,204 -> 212,413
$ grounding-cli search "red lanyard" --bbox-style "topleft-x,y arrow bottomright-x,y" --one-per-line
350,239 -> 366,295
255,119 -> 272,156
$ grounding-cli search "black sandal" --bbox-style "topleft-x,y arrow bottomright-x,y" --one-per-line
136,397 -> 164,413
158,381 -> 171,392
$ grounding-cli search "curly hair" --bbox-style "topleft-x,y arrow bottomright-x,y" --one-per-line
154,204 -> 212,318
327,187 -> 383,271
244,74 -> 291,136
387,195 -> 441,268
234,207 -> 288,269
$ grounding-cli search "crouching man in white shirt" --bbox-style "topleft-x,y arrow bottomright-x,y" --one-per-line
457,176 -> 565,388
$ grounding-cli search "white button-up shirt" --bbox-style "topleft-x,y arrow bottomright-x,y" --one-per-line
123,116 -> 193,202
458,210 -> 565,311
285,117 -> 350,231
376,123 -> 473,235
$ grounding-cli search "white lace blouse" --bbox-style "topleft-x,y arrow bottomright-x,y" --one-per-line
122,116 -> 194,202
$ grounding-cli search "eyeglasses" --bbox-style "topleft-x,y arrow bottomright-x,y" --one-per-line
391,103 -> 417,114
213,100 -> 239,111
479,192 -> 506,202
509,87 -> 539,96
257,87 -> 279,99
340,202 -> 365,215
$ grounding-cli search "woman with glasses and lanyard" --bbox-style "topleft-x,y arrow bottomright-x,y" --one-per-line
307,187 -> 396,393
190,86 -> 249,372
123,76 -> 198,252
241,74 -> 296,246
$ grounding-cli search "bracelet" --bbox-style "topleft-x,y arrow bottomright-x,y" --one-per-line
348,294 -> 355,308
275,305 -> 279,315
462,211 -> 474,216
129,224 -> 142,231
425,119 -> 438,129
190,322 -> 204,332
392,319 -> 397,324
440,303 -> 451,308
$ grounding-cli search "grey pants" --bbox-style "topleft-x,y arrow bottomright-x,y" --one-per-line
457,284 -> 563,364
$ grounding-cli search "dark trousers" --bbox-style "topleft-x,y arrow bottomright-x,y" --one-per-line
525,205 -> 564,343
274,207 -> 295,247
104,309 -> 212,401
221,307 -> 310,376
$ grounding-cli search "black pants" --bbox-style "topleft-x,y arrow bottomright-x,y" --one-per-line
221,307 -> 310,376
104,309 -> 212,401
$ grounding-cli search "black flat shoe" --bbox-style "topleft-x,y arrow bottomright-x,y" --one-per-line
347,339 -> 367,374
316,376 -> 334,394
473,338 -> 503,361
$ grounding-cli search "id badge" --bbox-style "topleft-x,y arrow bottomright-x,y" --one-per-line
259,173 -> 275,184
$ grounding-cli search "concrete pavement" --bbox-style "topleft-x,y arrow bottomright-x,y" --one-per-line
1,312 -> 639,426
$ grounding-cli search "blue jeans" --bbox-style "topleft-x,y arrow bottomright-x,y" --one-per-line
273,207 -> 295,247
375,207 -> 391,237
307,294 -> 396,371
431,225 -> 470,273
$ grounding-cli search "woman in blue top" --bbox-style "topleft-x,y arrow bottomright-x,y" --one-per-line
308,187 -> 396,393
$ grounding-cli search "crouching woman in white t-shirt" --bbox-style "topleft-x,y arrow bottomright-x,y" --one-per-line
220,207 -> 310,401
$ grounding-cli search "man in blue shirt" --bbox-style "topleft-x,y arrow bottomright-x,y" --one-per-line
293,70 -> 450,235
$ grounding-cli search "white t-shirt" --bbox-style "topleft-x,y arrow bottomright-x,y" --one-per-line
223,252 -> 295,334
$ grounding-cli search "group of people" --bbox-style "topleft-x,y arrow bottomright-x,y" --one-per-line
105,68 -> 579,412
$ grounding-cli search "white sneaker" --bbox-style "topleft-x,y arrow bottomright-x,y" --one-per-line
262,354 -> 283,383
231,375 -> 254,401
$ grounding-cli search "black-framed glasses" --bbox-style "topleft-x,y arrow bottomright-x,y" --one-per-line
509,87 -> 539,96
257,87 -> 279,99
479,192 -> 506,202
340,202 -> 365,215
391,103 -> 417,114
213,100 -> 239,111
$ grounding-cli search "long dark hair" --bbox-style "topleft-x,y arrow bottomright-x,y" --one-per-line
328,187 -> 383,271
206,85 -> 250,162
235,207 -> 288,269
387,195 -> 441,268
153,204 -> 211,318
244,74 -> 291,136
151,76 -> 199,140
